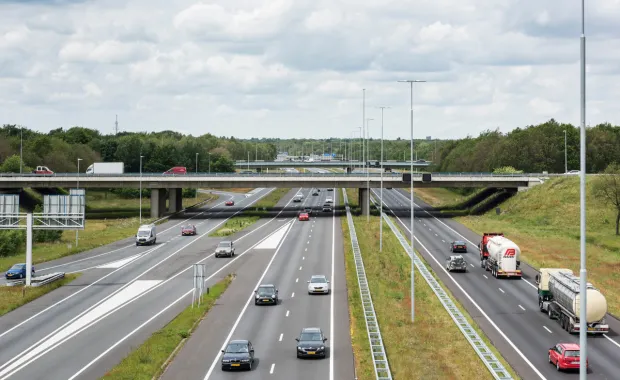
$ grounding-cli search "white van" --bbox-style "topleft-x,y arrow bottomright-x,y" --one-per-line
136,224 -> 156,246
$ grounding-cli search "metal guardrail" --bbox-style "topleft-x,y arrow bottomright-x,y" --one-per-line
342,189 -> 392,380
4,272 -> 65,287
381,214 -> 513,380
0,172 -> 545,178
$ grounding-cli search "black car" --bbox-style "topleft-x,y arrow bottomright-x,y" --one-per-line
296,327 -> 327,358
221,340 -> 255,371
304,207 -> 313,215
450,240 -> 468,253
254,284 -> 278,305
327,188 -> 334,191
312,190 -> 319,196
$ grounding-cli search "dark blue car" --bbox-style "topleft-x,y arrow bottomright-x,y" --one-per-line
5,263 -> 35,280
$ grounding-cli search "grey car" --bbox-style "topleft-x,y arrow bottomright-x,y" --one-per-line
215,241 -> 235,258
446,255 -> 468,272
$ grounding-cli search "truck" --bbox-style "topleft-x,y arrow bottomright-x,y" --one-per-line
536,268 -> 609,334
481,235 -> 522,278
85,162 -> 124,175
32,166 -> 54,174
479,232 -> 504,261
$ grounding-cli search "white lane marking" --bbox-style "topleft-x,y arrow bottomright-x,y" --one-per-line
295,278 -> 298,283
442,240 -> 446,243
305,248 -> 308,252
543,326 -> 553,334
483,275 -> 488,279
435,233 -> 438,237
291,292 -> 295,298
519,305 -> 526,311
377,195 -> 547,380
329,190 -> 336,380
302,257 -> 305,260
309,235 -> 311,238
286,310 -> 290,317
470,264 -> 474,267
279,334 -> 283,342
299,266 -> 302,270
604,335 -> 620,348
201,213 -> 296,380
499,288 -> 505,294
96,254 -> 142,269
270,363 -> 275,374
255,222 -> 291,249
307,240 -> 310,244
0,281 -> 161,378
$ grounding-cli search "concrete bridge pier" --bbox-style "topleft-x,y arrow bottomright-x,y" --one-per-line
151,189 -> 167,218
168,188 -> 182,213
345,167 -> 352,173
358,188 -> 369,216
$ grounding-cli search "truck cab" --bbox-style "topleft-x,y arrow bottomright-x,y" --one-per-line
33,166 -> 54,175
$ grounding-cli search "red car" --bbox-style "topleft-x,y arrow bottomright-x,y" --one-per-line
299,212 -> 309,221
163,166 -> 187,175
225,200 -> 235,206
549,343 -> 588,371
181,225 -> 197,236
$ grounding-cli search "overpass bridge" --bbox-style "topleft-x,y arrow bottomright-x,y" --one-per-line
0,173 -> 543,217
235,160 -> 431,171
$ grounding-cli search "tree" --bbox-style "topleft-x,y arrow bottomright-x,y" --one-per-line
493,166 -> 523,174
593,163 -> 620,235
0,154 -> 31,173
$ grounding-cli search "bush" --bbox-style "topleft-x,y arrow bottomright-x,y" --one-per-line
32,205 -> 63,243
110,188 -> 151,199
0,230 -> 25,257
182,188 -> 196,198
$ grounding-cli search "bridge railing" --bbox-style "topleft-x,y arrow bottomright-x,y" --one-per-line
0,172 -> 548,178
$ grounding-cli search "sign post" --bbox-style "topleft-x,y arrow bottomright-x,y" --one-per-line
192,264 -> 206,307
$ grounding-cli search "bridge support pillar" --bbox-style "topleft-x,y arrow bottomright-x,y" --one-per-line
346,167 -> 352,174
358,188 -> 369,216
151,189 -> 167,218
168,188 -> 182,213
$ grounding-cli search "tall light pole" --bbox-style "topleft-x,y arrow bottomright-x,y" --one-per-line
195,153 -> 199,201
377,107 -> 389,250
247,151 -> 250,170
19,126 -> 23,174
564,130 -> 568,173
139,155 -> 144,225
362,89 -> 366,173
365,118 -> 374,222
398,79 -> 426,322
578,0 -> 587,377
208,153 -> 211,173
76,158 -> 82,247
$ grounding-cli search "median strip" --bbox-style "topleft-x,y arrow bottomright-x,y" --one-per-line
0,274 -> 81,317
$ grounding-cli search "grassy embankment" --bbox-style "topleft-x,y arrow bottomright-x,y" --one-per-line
102,275 -> 233,380
210,188 -> 291,236
413,188 -> 470,207
0,190 -> 217,272
0,273 -> 81,317
341,209 -> 517,379
453,176 -> 620,315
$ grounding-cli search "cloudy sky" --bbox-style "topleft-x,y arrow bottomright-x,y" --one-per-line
1,0 -> 619,139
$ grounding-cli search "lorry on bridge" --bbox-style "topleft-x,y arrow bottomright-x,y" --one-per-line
536,268 -> 609,334
86,162 -> 124,175
480,235 -> 522,278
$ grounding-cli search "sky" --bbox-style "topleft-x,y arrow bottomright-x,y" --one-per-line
1,0 -> 619,140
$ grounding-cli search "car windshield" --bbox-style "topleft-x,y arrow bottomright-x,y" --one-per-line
138,230 -> 150,237
257,287 -> 275,296
454,241 -> 465,245
452,258 -> 464,264
311,277 -> 326,283
225,343 -> 249,353
299,332 -> 322,341
564,350 -> 580,357
10,264 -> 25,270
218,242 -> 231,248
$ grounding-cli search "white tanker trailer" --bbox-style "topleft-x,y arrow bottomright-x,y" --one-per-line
481,235 -> 522,278
536,268 -> 609,334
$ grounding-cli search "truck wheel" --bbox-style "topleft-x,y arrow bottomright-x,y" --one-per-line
548,308 -> 553,319
539,300 -> 544,312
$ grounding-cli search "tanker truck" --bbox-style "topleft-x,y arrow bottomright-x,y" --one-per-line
536,268 -> 609,334
481,235 -> 522,278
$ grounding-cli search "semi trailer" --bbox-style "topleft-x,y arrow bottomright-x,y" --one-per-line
85,162 -> 124,175
536,268 -> 609,334
480,235 -> 522,278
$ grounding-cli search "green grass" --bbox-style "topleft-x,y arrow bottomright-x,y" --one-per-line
210,216 -> 260,237
341,214 -> 516,379
456,176 -> 620,315
412,188 -> 470,207
206,188 -> 254,193
86,190 -> 215,215
249,188 -> 291,212
101,275 -> 233,380
0,273 -> 81,317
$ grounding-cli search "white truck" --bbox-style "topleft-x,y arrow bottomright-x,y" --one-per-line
536,268 -> 609,334
481,235 -> 522,278
86,162 -> 124,175
136,224 -> 156,246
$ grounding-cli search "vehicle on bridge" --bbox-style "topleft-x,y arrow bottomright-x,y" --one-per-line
215,241 -> 235,258
548,343 -> 588,371
86,162 -> 124,175
450,240 -> 468,253
225,200 -> 235,206
221,340 -> 255,370
481,235 -> 522,278
299,212 -> 309,221
536,268 -> 609,334
5,263 -> 35,280
295,327 -> 327,358
136,224 -> 156,246
181,225 -> 196,236
446,255 -> 468,272
254,284 -> 279,305
163,166 -> 187,175
33,165 -> 54,175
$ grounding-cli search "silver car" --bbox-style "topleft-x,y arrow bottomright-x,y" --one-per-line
307,275 -> 330,294
446,255 -> 468,272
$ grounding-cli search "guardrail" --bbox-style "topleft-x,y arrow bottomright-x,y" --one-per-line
0,172 -> 547,178
342,189 -> 392,380
5,272 -> 65,287
380,213 -> 513,380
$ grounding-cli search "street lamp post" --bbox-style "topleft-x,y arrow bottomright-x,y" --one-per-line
398,79 -> 426,322
579,0 -> 587,378
377,107 -> 389,250
76,158 -> 82,247
365,118 -> 374,222
139,155 -> 144,225
564,130 -> 568,173
195,153 -> 199,201
20,127 -> 23,174
208,153 -> 211,173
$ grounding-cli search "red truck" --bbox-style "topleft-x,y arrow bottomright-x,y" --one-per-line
479,232 -> 504,261
32,166 -> 54,174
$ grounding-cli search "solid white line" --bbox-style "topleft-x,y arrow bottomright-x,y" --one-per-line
286,310 -> 290,317
604,334 -> 620,348
202,220 -> 296,379
329,189 -> 336,380
279,333 -> 283,342
291,292 -> 295,298
483,275 -> 488,279
270,363 -> 275,374
519,305 -> 526,311
543,326 -> 553,334
499,288 -> 505,294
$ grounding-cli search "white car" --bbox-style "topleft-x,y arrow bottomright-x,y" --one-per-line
325,197 -> 333,203
307,275 -> 330,294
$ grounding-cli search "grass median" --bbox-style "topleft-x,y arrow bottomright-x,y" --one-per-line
102,275 -> 233,380
210,216 -> 260,237
341,214 -> 516,379
250,188 -> 291,212
0,273 -> 81,317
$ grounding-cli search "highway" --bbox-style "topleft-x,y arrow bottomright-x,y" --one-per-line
0,187 -> 322,379
373,187 -> 620,380
160,186 -> 355,380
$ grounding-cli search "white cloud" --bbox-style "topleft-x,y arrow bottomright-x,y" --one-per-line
1,0 -> 619,139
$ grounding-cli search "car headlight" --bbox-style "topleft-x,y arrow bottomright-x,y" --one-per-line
271,295 -> 275,298
255,294 -> 259,298
241,359 -> 250,362
222,359 -> 230,363
318,346 -> 325,351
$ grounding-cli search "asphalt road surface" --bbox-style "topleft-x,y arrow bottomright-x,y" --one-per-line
373,187 -> 620,380
0,188 -> 319,379
161,187 -> 355,380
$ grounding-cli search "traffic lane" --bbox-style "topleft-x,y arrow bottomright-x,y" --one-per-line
2,217 -> 292,380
